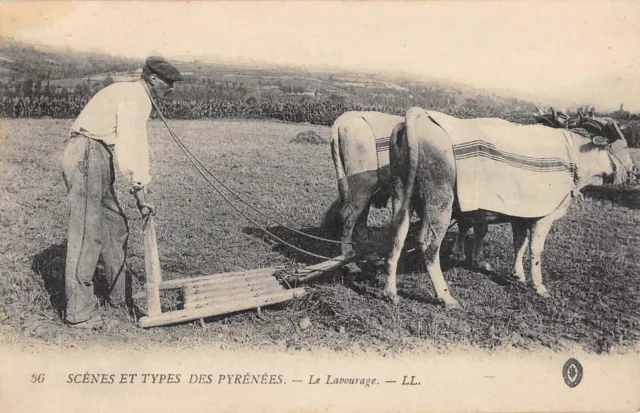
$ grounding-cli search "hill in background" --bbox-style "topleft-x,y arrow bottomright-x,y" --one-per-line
0,37 -> 542,116
1,37 -> 637,122
2,37 -> 640,147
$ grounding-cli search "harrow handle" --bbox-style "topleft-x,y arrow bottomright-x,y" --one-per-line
143,214 -> 163,317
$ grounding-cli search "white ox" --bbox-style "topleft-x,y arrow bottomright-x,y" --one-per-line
323,111 -> 403,272
385,107 -> 634,309
323,109 -> 570,272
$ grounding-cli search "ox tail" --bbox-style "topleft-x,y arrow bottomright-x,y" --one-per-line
330,117 -> 349,204
389,121 -> 406,188
400,107 -> 425,200
323,116 -> 349,236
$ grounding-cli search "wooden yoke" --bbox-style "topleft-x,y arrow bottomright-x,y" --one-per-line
142,214 -> 162,317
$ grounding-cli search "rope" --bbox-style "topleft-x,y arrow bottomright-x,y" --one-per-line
151,97 -> 374,245
144,87 -> 372,264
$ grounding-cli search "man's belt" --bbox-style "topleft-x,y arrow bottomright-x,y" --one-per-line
69,132 -> 115,150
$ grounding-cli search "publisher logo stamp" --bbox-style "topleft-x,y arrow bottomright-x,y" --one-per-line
562,358 -> 583,388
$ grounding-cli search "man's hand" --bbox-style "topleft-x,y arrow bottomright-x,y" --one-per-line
137,201 -> 156,217
132,187 -> 156,217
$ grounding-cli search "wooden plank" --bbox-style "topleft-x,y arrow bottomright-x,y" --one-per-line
183,285 -> 287,309
183,278 -> 282,302
160,268 -> 277,290
295,254 -> 353,282
143,214 -> 162,317
158,267 -> 277,290
139,288 -> 306,328
186,283 -> 286,302
182,274 -> 281,294
295,254 -> 352,275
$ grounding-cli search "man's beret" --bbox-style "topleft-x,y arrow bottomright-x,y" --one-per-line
145,56 -> 184,82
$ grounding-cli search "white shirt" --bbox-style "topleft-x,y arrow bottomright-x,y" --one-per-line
71,81 -> 152,186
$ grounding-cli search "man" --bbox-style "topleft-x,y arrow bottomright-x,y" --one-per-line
61,56 -> 183,329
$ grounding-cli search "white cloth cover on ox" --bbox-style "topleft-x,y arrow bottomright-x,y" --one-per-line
426,111 -> 579,218
356,112 -> 402,168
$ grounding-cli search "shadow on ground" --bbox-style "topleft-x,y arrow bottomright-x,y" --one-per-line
240,220 -> 512,310
242,221 -> 475,274
31,244 -> 67,316
243,225 -> 344,265
31,244 -> 136,317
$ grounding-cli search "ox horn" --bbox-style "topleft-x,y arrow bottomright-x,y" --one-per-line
551,107 -> 560,126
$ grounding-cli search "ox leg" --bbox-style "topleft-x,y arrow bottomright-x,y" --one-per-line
353,204 -> 371,243
511,221 -> 529,284
450,219 -> 471,264
338,213 -> 361,274
339,180 -> 377,274
384,199 -> 410,305
355,203 -> 383,264
529,217 -> 555,297
471,220 -> 492,272
415,202 -> 460,309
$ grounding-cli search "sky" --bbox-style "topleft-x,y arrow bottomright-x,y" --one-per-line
2,1 -> 640,112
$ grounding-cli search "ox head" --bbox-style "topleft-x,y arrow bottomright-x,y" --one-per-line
576,114 -> 634,185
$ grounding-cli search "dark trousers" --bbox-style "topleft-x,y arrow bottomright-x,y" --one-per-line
61,136 -> 129,324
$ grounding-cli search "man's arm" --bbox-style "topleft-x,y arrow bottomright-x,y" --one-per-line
116,86 -> 154,216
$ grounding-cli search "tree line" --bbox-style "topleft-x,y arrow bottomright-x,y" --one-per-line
1,85 -> 638,147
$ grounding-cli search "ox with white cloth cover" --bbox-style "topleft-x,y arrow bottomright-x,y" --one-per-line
425,111 -> 580,218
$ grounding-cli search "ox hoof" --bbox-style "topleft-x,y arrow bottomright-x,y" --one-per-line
513,274 -> 526,284
536,286 -> 550,298
383,289 -> 400,305
344,262 -> 362,275
444,299 -> 461,310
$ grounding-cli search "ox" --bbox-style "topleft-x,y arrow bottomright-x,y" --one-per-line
323,111 -> 403,272
449,107 -> 584,269
324,109 -> 572,272
385,107 -> 633,309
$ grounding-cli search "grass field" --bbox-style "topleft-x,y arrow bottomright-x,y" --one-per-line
1,118 -> 639,354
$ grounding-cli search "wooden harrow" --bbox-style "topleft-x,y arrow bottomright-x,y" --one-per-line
137,216 -> 351,328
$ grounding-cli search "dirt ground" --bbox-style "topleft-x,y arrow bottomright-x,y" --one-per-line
1,118 -> 639,355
